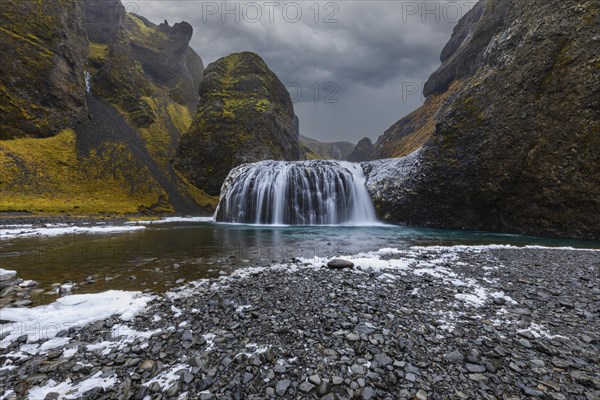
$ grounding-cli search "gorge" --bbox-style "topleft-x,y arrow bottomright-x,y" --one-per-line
1,1 -> 599,399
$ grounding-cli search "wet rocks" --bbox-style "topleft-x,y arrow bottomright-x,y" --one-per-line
0,247 -> 598,399
327,259 -> 355,270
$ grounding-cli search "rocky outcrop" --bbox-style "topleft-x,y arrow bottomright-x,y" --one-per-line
125,14 -> 203,108
372,0 -> 600,240
0,1 -> 88,139
176,52 -> 304,196
300,135 -> 355,160
83,0 -> 204,126
347,137 -> 375,162
0,0 -> 216,215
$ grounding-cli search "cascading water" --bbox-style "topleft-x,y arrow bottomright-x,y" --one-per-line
215,160 -> 378,225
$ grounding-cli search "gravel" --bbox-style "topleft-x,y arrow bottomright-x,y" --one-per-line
0,247 -> 598,399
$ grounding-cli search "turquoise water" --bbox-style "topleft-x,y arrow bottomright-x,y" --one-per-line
1,221 -> 598,305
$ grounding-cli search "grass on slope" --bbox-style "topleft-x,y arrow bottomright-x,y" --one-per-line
0,129 -> 169,214
379,81 -> 462,158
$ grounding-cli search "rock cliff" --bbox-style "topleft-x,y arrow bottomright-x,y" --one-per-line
0,0 -> 216,215
370,0 -> 600,240
176,52 -> 304,196
0,1 -> 88,139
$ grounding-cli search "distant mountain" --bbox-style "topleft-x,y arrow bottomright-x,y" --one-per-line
347,138 -> 374,162
300,135 -> 355,160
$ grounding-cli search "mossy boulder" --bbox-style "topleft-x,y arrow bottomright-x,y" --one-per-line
371,0 -> 600,240
176,52 -> 304,196
0,0 -> 88,139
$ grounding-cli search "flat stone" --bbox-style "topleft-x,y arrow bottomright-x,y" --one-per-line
374,353 -> 393,367
465,363 -> 486,373
351,364 -> 366,375
138,360 -> 155,371
521,386 -> 544,397
346,332 -> 361,342
299,381 -> 314,393
327,259 -> 354,270
468,373 -> 489,384
274,364 -> 286,374
416,389 -> 428,400
308,374 -> 321,386
445,351 -> 464,363
275,379 -> 291,396
362,387 -> 375,399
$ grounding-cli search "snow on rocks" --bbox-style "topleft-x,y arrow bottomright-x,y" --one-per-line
0,290 -> 154,346
0,269 -> 17,282
28,371 -> 118,399
0,246 -> 598,399
0,224 -> 146,240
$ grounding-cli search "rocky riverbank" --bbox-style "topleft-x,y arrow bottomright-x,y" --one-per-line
1,246 -> 599,399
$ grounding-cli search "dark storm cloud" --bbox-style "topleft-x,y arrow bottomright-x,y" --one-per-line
134,1 -> 476,142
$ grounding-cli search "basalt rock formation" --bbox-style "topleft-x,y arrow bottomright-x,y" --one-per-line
0,0 -> 216,215
176,52 -> 304,196
0,1 -> 88,139
370,0 -> 600,240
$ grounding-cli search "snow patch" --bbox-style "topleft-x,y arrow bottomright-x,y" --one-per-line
0,290 -> 153,346
144,363 -> 188,390
0,225 -> 145,240
29,371 -> 117,399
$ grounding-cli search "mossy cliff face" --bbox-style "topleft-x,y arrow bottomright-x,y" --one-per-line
370,0 -> 600,240
176,52 -> 304,196
79,0 -> 214,213
0,0 -> 88,139
82,0 -> 204,128
0,0 -> 216,215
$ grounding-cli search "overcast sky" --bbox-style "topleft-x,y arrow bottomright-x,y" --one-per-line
132,1 -> 477,143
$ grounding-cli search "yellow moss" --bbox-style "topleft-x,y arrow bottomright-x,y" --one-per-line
305,150 -> 328,160
167,103 -> 193,133
0,27 -> 52,56
175,170 -> 219,209
88,42 -> 108,62
0,129 -> 169,214
125,14 -> 168,49
381,81 -> 462,158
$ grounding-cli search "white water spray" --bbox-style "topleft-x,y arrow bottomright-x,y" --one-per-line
215,160 -> 378,225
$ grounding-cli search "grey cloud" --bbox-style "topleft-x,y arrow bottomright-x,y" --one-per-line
134,1 -> 475,142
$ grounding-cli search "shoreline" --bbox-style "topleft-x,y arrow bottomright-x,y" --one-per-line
1,246 -> 598,399
0,214 -> 214,229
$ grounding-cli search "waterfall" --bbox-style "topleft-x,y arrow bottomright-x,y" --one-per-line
84,71 -> 92,94
215,160 -> 378,225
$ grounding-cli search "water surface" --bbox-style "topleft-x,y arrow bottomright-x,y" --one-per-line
1,220 -> 598,305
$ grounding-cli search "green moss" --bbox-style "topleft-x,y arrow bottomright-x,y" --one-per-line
0,130 -> 170,214
124,14 -> 168,51
88,42 -> 108,63
167,103 -> 193,133
175,171 -> 219,209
